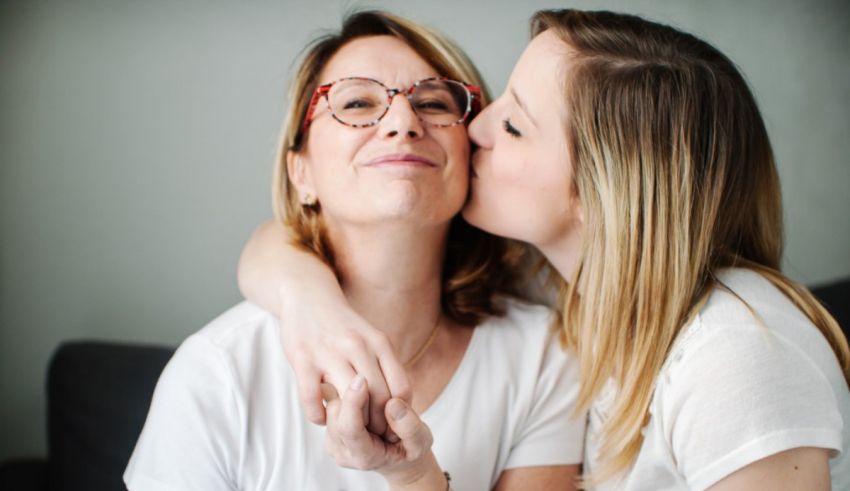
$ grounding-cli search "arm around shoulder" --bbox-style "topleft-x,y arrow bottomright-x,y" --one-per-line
237,218 -> 343,313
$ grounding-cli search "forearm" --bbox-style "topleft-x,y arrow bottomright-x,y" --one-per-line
237,219 -> 342,313
237,219 -> 408,432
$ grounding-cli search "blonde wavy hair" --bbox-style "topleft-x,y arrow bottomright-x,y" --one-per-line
531,8 -> 850,484
272,10 -> 522,325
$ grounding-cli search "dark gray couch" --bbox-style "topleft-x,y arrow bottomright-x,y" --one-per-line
0,342 -> 174,491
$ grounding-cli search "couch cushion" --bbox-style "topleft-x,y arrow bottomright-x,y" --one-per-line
812,277 -> 850,340
47,341 -> 174,491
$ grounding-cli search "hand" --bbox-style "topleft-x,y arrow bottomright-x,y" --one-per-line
325,376 -> 444,488
278,279 -> 411,438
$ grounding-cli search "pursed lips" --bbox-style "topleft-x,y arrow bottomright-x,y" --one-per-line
364,153 -> 437,167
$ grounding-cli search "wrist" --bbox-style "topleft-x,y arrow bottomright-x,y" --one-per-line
383,452 -> 447,491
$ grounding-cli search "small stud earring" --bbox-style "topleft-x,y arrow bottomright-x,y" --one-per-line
301,193 -> 317,206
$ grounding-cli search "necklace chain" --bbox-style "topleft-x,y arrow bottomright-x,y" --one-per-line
402,315 -> 442,368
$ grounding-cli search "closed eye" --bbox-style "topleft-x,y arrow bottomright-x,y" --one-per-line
503,118 -> 522,138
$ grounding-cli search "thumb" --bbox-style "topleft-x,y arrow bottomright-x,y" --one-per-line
385,398 -> 432,461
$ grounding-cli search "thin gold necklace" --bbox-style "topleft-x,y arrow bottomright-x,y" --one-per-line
403,315 -> 442,369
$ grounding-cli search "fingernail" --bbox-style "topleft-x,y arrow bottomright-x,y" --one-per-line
387,434 -> 400,443
389,399 -> 407,420
351,375 -> 364,391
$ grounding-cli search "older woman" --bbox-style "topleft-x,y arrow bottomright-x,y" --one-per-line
123,11 -> 583,491
239,8 -> 849,491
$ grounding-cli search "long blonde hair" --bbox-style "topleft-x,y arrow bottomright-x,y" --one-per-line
532,8 -> 850,483
273,10 -> 523,325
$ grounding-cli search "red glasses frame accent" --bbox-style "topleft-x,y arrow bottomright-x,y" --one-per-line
300,76 -> 482,135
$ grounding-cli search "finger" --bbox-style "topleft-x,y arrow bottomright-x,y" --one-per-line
348,350 -> 392,436
324,397 -> 343,457
385,398 -> 432,462
321,361 -> 364,429
337,375 -> 380,458
321,361 -> 357,406
325,396 -> 342,425
375,342 -> 410,443
375,340 -> 411,403
295,365 -> 327,425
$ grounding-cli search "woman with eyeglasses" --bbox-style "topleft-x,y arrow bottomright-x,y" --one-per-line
124,11 -> 584,491
238,8 -> 850,491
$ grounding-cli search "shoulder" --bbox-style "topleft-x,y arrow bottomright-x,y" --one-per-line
124,304 -> 273,490
479,297 -> 558,345
157,301 -> 282,397
651,269 -> 845,489
663,268 -> 839,389
193,301 -> 277,348
661,268 -> 837,403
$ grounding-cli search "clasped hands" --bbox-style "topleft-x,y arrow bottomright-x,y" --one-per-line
321,375 -> 439,487
277,282 -> 442,486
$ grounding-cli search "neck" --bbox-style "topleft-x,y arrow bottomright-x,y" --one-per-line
536,228 -> 583,290
328,221 -> 449,362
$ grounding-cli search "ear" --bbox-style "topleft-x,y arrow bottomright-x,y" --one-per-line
286,150 -> 318,205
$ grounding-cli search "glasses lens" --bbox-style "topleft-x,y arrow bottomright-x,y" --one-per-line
326,79 -> 388,126
411,80 -> 470,126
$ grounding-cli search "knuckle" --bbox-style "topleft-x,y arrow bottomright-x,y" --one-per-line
337,335 -> 366,355
407,448 -> 423,461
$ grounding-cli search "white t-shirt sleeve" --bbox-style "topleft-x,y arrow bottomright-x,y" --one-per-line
124,334 -> 242,491
662,321 -> 843,490
505,330 -> 586,468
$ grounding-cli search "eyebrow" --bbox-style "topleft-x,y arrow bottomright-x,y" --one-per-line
510,87 -> 537,128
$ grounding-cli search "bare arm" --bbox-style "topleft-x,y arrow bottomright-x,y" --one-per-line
237,219 -> 410,435
237,219 -> 341,316
707,447 -> 830,491
492,465 -> 579,491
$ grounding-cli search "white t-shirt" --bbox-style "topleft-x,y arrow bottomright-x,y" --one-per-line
584,268 -> 849,490
124,299 -> 586,491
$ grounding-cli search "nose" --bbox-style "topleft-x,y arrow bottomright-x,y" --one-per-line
378,94 -> 424,140
467,103 -> 492,149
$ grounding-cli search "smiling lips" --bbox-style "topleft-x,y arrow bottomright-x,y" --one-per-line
366,153 -> 437,167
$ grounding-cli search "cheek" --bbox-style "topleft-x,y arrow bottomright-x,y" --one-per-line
436,129 -> 471,202
305,126 -> 369,193
466,144 -> 574,244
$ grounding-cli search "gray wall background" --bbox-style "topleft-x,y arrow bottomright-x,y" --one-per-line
1,0 -> 848,460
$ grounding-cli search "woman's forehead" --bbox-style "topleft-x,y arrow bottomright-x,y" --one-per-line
509,31 -> 572,117
317,35 -> 440,86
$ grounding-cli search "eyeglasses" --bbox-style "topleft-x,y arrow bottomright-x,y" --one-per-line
301,76 -> 481,134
